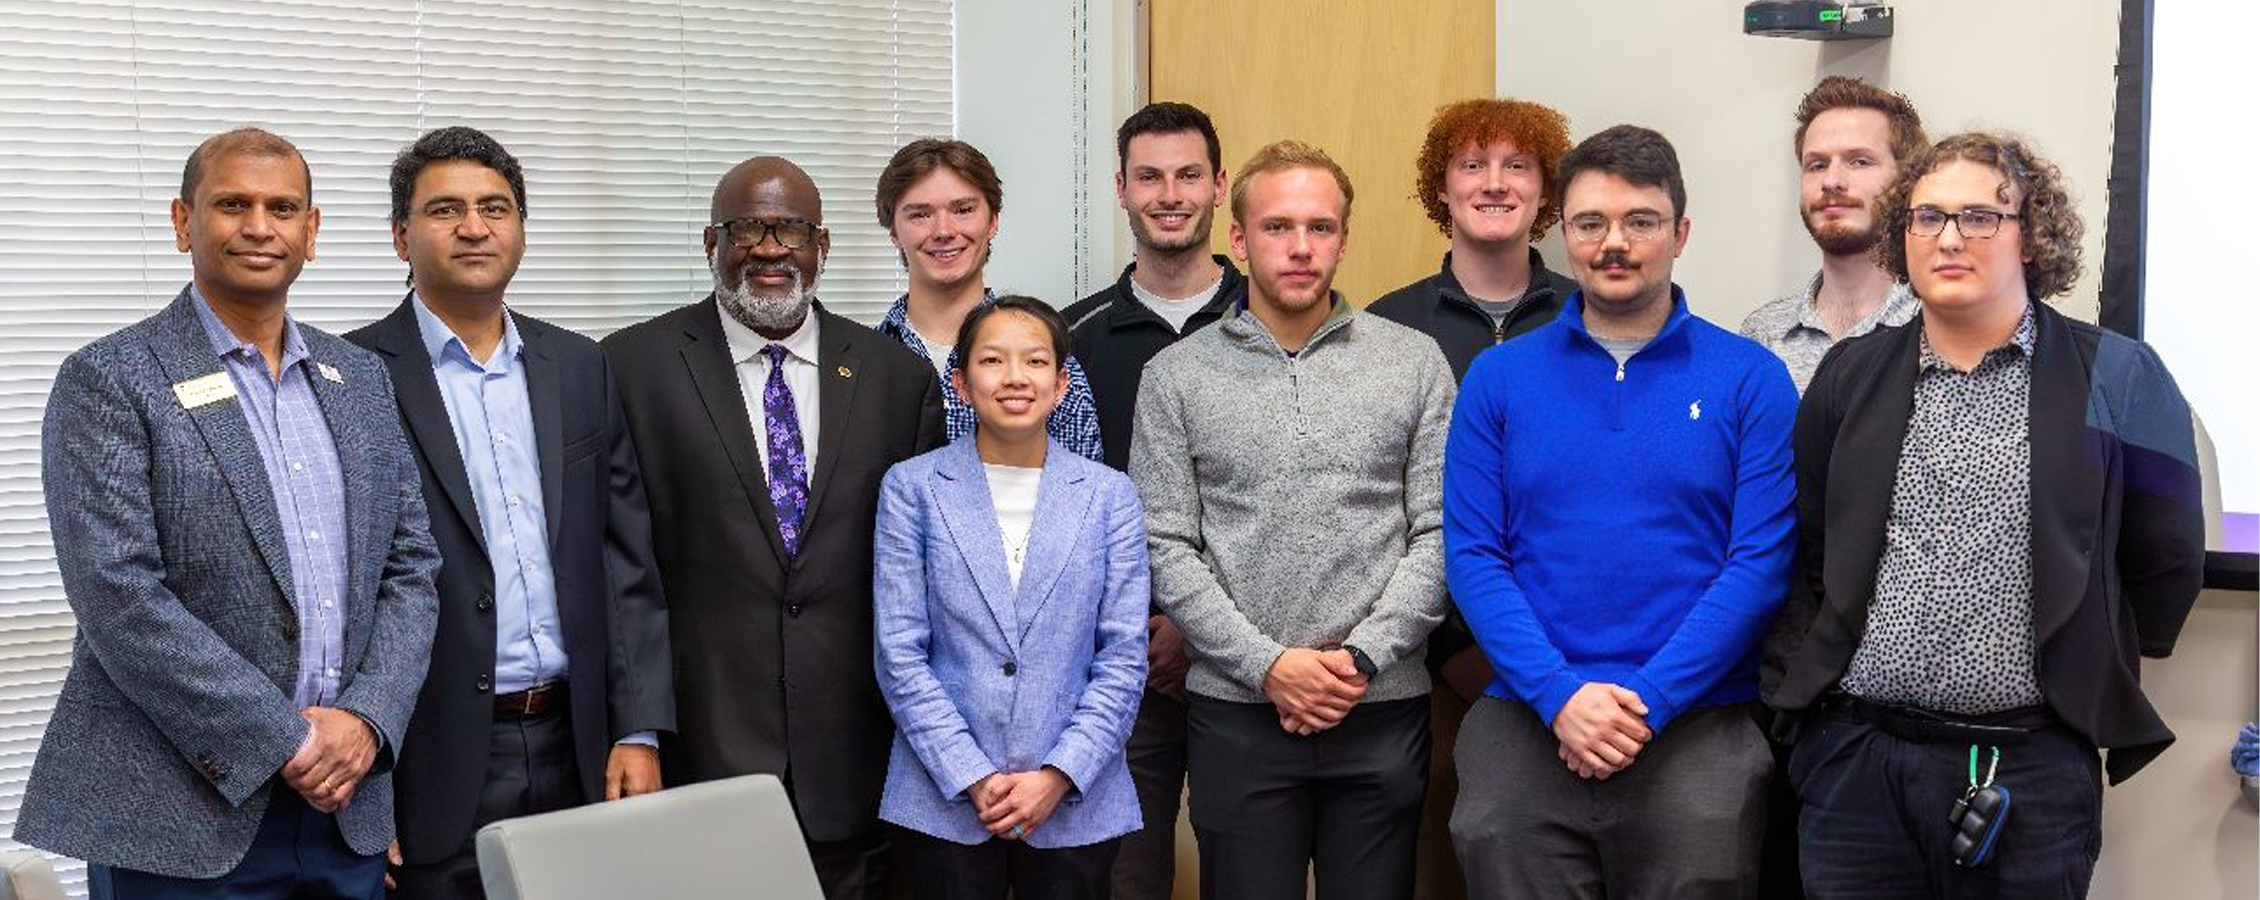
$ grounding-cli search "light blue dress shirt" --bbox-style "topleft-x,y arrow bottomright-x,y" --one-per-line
413,299 -> 656,748
190,288 -> 348,710
413,299 -> 563,694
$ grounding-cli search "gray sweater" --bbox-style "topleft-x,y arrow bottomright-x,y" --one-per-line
1129,297 -> 1454,704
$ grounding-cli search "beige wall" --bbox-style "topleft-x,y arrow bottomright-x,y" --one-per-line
1499,0 -> 2116,328
1499,5 -> 2257,896
2095,589 -> 2259,899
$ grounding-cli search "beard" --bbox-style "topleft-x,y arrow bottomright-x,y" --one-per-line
713,254 -> 816,333
1127,204 -> 1214,253
1802,191 -> 1884,256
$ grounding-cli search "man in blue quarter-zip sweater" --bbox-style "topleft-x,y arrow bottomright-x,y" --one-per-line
1441,125 -> 1798,900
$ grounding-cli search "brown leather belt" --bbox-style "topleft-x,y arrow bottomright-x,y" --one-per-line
495,681 -> 566,719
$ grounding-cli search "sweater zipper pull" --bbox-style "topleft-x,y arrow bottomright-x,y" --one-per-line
1615,361 -> 1626,382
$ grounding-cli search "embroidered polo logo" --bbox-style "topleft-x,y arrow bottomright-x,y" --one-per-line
1689,400 -> 1702,421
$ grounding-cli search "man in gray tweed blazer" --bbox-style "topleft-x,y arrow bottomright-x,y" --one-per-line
14,128 -> 441,900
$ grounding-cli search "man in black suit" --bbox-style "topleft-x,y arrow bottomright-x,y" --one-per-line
602,156 -> 945,900
346,126 -> 676,900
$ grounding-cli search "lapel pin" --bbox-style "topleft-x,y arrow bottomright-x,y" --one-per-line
837,365 -> 853,379
317,362 -> 344,384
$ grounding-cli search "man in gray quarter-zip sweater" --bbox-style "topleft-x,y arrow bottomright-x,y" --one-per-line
1129,139 -> 1454,900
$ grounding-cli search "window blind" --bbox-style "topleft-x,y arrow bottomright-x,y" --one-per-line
0,1 -> 951,890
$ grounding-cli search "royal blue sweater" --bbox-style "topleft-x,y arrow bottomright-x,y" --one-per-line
1442,289 -> 1798,732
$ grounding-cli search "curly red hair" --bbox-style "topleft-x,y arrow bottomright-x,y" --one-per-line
1414,98 -> 1572,238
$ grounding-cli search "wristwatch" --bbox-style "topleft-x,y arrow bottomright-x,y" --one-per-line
1344,645 -> 1378,679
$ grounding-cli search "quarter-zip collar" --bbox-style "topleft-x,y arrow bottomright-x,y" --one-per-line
1225,290 -> 1355,359
1559,284 -> 1695,365
1434,247 -> 1568,342
1090,253 -> 1246,335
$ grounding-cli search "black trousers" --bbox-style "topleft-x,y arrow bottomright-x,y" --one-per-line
1111,688 -> 1188,900
1761,733 -> 1807,900
390,706 -> 581,900
898,827 -> 1120,900
91,787 -> 385,900
1186,694 -> 1430,900
805,827 -> 895,900
1449,698 -> 1772,900
777,769 -> 895,900
1790,704 -> 2103,900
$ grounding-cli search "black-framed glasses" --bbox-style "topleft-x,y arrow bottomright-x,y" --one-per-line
1908,207 -> 2020,239
712,217 -> 819,250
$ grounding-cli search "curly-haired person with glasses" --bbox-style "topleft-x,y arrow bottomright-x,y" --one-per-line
1764,132 -> 2205,900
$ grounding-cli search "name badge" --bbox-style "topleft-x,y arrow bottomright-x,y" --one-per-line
173,372 -> 237,410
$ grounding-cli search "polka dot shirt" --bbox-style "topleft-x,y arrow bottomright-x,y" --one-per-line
1841,305 -> 2044,715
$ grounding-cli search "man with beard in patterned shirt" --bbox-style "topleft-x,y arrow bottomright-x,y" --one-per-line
1740,77 -> 1926,394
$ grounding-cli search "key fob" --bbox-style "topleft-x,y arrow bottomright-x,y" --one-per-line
1948,784 -> 2012,868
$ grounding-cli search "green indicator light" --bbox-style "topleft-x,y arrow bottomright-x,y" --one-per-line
1819,9 -> 1844,21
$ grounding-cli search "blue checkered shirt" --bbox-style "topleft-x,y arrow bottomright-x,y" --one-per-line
191,289 -> 349,709
878,293 -> 1103,462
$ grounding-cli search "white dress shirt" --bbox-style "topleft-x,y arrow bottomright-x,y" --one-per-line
717,302 -> 822,477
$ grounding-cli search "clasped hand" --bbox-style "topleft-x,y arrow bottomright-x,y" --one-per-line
1264,647 -> 1367,736
972,767 -> 1072,840
1552,682 -> 1651,780
281,706 -> 377,812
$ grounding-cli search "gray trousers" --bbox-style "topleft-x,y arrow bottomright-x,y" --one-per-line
1449,697 -> 1771,900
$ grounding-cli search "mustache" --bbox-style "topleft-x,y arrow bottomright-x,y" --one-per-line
1594,250 -> 1635,269
1808,189 -> 1865,213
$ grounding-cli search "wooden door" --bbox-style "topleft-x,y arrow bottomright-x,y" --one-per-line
1150,0 -> 1496,304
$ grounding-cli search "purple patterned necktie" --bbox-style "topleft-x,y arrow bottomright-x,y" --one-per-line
759,344 -> 809,557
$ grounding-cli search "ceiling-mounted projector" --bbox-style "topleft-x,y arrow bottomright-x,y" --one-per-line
1745,1 -> 1894,41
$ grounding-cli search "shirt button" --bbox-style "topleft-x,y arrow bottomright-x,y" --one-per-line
326,667 -> 339,677
787,604 -> 803,618
493,431 -> 508,443
306,530 -> 320,540
291,462 -> 305,472
321,600 -> 333,609
508,495 -> 522,507
477,593 -> 495,612
1002,661 -> 1017,677
475,674 -> 492,692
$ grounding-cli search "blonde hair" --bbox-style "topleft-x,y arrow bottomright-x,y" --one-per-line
1229,140 -> 1354,223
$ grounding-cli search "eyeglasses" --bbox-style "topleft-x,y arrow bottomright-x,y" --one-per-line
1564,213 -> 1672,244
712,217 -> 819,250
1907,207 -> 2020,239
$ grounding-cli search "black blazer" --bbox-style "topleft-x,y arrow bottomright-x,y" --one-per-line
348,299 -> 676,863
1764,302 -> 2205,783
600,298 -> 943,841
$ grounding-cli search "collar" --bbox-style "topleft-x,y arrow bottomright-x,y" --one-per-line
1433,246 -> 1563,306
717,297 -> 821,367
1560,284 -> 1694,349
880,288 -> 998,350
1917,301 -> 2037,373
1112,254 -> 1243,305
190,283 -> 310,371
1226,290 -> 1356,355
412,291 -> 524,372
1781,272 -> 1919,340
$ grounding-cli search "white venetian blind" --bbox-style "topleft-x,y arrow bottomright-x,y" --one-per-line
0,0 -> 951,891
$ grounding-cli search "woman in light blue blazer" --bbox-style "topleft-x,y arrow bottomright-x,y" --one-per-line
873,296 -> 1149,900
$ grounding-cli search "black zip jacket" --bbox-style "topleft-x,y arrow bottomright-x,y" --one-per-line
1368,248 -> 1575,381
1065,255 -> 1248,472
